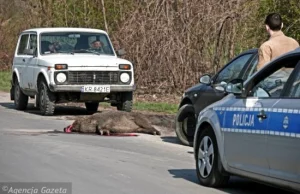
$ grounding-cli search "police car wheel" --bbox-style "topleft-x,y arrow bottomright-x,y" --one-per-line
196,126 -> 229,187
175,104 -> 195,146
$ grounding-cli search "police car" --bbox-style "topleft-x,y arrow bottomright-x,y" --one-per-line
193,48 -> 300,193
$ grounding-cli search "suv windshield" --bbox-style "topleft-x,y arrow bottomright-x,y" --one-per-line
40,31 -> 115,56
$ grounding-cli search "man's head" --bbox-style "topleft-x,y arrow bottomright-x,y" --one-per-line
265,13 -> 283,33
91,40 -> 102,49
49,41 -> 61,53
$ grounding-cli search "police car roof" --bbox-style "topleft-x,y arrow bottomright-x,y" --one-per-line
286,47 -> 300,55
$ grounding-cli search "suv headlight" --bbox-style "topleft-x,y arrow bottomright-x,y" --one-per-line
56,72 -> 67,83
120,72 -> 130,83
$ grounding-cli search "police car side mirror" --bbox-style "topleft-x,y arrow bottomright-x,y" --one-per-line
199,74 -> 211,84
225,79 -> 244,95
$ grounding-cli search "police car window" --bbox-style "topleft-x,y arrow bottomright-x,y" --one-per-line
248,59 -> 298,98
286,70 -> 300,98
215,54 -> 253,84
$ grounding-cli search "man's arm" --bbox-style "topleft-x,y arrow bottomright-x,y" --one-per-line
257,44 -> 272,71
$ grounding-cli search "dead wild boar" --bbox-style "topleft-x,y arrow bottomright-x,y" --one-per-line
70,111 -> 161,135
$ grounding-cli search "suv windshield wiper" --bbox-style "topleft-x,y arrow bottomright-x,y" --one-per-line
71,49 -> 101,55
43,51 -> 74,54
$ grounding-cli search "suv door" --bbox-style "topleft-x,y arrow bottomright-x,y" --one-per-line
13,33 -> 30,89
194,53 -> 255,114
24,33 -> 38,91
266,62 -> 300,183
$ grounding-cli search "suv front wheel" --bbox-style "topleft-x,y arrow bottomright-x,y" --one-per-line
13,79 -> 28,110
38,79 -> 56,116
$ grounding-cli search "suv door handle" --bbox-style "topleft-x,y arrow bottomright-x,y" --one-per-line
257,110 -> 267,119
22,59 -> 25,62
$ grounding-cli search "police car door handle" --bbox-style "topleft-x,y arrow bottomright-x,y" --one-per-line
257,110 -> 267,119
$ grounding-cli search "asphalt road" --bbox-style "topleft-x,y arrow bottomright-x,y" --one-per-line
0,94 -> 295,194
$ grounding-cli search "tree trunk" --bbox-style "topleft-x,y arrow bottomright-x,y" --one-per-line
101,0 -> 108,32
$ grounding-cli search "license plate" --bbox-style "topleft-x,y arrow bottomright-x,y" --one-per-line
81,85 -> 111,93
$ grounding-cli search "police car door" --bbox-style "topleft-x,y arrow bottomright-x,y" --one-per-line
223,55 -> 300,176
266,62 -> 300,183
221,92 -> 271,176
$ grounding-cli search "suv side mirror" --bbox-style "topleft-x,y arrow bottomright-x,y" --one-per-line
24,48 -> 35,56
116,48 -> 126,57
199,75 -> 211,84
225,79 -> 244,95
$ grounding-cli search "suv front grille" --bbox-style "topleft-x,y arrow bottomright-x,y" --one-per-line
68,71 -> 119,85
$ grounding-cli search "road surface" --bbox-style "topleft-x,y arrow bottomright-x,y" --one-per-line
0,93 -> 294,194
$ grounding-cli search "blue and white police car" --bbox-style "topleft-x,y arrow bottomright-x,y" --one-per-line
193,48 -> 300,193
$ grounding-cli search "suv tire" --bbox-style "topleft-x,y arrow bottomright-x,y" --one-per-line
195,125 -> 229,187
38,79 -> 55,116
117,92 -> 133,112
85,102 -> 99,114
14,79 -> 28,110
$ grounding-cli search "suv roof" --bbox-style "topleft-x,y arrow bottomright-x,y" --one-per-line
22,27 -> 107,34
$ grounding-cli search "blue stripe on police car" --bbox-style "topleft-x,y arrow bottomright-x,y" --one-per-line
213,107 -> 300,138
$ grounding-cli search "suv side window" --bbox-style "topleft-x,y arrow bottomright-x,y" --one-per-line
214,54 -> 253,84
248,58 -> 299,98
29,34 -> 37,52
17,34 -> 29,55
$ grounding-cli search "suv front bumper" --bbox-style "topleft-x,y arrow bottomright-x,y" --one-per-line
49,84 -> 136,92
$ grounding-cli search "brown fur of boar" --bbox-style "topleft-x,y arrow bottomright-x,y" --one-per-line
71,111 -> 161,135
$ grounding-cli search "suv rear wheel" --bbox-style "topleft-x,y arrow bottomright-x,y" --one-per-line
38,79 -> 55,116
13,79 -> 28,110
117,92 -> 133,112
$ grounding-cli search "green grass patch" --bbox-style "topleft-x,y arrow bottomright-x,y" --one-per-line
0,71 -> 11,92
133,102 -> 178,114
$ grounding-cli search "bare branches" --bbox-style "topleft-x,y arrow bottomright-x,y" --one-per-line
101,0 -> 109,32
112,0 -> 253,94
